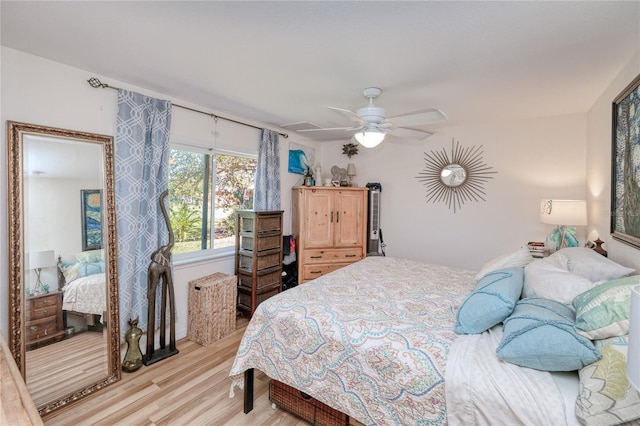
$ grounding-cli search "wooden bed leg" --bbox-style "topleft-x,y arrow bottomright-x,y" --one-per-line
244,369 -> 254,414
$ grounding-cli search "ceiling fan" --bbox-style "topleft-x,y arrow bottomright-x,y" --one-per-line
299,87 -> 447,147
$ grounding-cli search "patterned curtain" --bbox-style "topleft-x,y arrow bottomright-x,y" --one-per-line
253,129 -> 281,210
115,89 -> 172,337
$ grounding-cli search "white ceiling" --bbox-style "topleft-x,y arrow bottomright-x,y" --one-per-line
2,1 -> 639,143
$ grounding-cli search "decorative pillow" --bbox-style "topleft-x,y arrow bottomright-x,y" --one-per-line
575,336 -> 640,426
77,260 -> 105,277
573,275 -> 640,340
550,247 -> 636,282
75,249 -> 104,264
59,261 -> 81,283
455,267 -> 524,334
474,246 -> 534,281
496,298 -> 601,371
523,257 -> 596,304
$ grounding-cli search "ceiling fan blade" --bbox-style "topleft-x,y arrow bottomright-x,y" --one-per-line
388,127 -> 433,140
388,109 -> 447,128
328,106 -> 368,125
298,125 -> 363,132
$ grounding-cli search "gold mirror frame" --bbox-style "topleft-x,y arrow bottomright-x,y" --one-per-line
416,139 -> 497,213
7,121 -> 120,416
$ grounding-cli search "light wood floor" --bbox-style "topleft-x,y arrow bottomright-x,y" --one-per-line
26,331 -> 107,407
42,318 -> 309,426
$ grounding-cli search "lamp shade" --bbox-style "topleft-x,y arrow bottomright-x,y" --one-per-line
355,130 -> 385,148
628,284 -> 640,391
26,250 -> 56,270
539,199 -> 587,226
347,163 -> 356,177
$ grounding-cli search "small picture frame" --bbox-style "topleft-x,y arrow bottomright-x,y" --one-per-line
81,189 -> 103,251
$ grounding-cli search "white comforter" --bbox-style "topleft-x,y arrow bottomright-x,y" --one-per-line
446,324 -> 567,426
62,272 -> 106,316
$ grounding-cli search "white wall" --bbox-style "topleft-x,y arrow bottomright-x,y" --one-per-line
586,51 -> 640,271
0,47 -> 318,338
321,114 -> 587,270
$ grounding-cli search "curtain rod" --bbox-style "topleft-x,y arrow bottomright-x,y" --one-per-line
87,77 -> 288,139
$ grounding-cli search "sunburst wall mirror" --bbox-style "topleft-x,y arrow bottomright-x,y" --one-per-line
416,139 -> 497,212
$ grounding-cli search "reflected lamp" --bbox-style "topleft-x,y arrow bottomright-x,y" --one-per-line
27,249 -> 56,294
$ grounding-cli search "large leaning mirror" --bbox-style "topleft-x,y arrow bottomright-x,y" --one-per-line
8,121 -> 120,416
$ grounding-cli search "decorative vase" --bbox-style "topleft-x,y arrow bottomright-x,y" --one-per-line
122,317 -> 143,373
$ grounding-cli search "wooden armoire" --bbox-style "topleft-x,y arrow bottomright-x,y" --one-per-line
292,186 -> 368,283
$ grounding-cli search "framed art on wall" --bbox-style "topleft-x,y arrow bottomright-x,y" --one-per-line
611,73 -> 640,249
81,189 -> 103,251
288,142 -> 315,175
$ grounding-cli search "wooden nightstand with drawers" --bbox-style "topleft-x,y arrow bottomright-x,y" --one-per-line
25,291 -> 65,350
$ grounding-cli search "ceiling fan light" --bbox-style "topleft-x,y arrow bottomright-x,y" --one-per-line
355,130 -> 385,148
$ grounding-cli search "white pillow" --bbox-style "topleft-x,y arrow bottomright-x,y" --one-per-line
523,258 -> 597,304
549,248 -> 636,282
475,246 -> 534,281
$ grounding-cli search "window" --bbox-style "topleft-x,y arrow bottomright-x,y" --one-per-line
168,147 -> 257,258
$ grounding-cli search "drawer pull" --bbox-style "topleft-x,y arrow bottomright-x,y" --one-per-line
30,326 -> 38,332
345,254 -> 357,258
310,270 -> 322,274
300,391 -> 312,400
336,211 -> 339,223
330,211 -> 333,223
310,255 -> 323,259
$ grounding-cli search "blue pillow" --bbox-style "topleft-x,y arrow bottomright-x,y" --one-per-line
77,260 -> 105,277
496,298 -> 601,371
455,267 -> 524,334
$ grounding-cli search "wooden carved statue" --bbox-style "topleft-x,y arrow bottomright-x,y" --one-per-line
143,189 -> 179,366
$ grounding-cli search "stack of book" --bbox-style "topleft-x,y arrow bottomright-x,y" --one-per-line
527,241 -> 545,258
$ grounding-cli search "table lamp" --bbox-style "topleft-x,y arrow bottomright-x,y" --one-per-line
628,284 -> 640,391
347,163 -> 356,187
27,249 -> 56,294
539,199 -> 587,249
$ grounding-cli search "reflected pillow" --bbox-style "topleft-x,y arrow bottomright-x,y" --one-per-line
77,261 -> 105,277
523,258 -> 596,304
573,275 -> 640,340
59,261 -> 80,283
75,249 -> 104,264
497,298 -> 600,371
475,246 -> 533,281
575,336 -> 640,426
455,267 -> 524,334
550,248 -> 635,282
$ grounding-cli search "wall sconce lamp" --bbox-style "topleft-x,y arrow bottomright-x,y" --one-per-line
27,249 -> 56,294
628,284 -> 640,392
539,199 -> 587,249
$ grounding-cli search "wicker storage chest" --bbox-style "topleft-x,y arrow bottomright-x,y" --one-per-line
269,380 -> 349,426
187,272 -> 237,346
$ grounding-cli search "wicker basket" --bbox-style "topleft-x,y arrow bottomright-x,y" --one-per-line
269,380 -> 349,426
187,273 -> 237,346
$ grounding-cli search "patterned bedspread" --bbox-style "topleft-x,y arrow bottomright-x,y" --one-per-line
62,272 -> 106,316
229,256 -> 476,425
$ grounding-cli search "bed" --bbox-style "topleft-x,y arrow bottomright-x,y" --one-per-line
229,250 -> 640,425
56,250 -> 107,320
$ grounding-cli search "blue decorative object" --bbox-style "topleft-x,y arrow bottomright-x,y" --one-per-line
549,226 -> 579,249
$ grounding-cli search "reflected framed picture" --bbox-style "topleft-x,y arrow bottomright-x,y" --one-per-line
81,189 -> 103,251
611,73 -> 640,249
